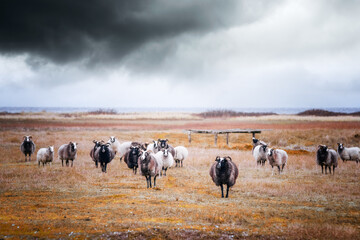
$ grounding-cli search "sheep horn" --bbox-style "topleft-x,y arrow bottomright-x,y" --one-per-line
225,156 -> 232,161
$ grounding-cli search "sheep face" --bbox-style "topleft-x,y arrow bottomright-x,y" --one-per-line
93,140 -> 101,148
23,135 -> 32,142
100,143 -> 110,153
252,137 -> 259,145
267,148 -> 274,157
153,140 -> 158,149
130,146 -> 141,157
48,146 -> 54,154
68,142 -> 77,151
215,156 -> 232,170
317,145 -> 329,157
109,136 -> 116,143
261,144 -> 268,153
337,143 -> 344,151
158,139 -> 169,149
140,150 -> 149,161
162,148 -> 169,157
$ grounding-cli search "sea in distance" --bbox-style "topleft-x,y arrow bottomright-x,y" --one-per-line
1,107 -> 360,115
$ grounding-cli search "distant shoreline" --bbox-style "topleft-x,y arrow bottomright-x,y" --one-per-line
1,107 -> 360,115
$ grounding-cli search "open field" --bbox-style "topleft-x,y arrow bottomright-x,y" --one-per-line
0,113 -> 360,239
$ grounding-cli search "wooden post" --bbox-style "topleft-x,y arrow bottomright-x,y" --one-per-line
214,133 -> 218,146
252,132 -> 256,138
226,133 -> 229,146
188,131 -> 192,144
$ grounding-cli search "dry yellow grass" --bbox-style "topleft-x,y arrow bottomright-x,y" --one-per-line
0,114 -> 359,239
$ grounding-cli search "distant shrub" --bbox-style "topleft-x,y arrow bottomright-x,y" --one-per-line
297,109 -> 360,116
197,109 -> 277,118
88,108 -> 117,115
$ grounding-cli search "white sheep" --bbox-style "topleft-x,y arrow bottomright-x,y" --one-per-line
174,146 -> 188,167
146,140 -> 159,154
154,148 -> 174,176
108,136 -> 132,162
253,144 -> 268,166
37,146 -> 54,167
337,143 -> 360,164
267,148 -> 288,175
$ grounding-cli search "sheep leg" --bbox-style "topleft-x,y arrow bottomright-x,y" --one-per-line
38,161 -> 40,167
329,166 -> 332,174
104,163 -> 107,173
145,176 -> 150,188
95,160 -> 98,168
181,160 -> 183,167
164,168 -> 167,176
220,184 -> 224,198
278,166 -> 281,175
333,166 -> 335,175
29,153 -> 31,161
271,166 -> 274,176
154,176 -> 157,188
321,165 -> 324,174
42,162 -> 45,167
71,160 -> 73,167
325,165 -> 328,174
149,176 -> 152,188
226,184 -> 230,198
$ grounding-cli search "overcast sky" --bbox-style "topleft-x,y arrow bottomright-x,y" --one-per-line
0,0 -> 359,109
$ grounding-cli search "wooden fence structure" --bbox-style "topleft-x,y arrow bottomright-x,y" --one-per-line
186,129 -> 266,146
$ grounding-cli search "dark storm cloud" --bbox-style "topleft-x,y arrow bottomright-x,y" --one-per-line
0,0 -> 272,66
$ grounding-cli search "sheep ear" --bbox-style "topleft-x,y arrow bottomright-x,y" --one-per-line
93,140 -> 96,143
29,136 -> 32,138
225,156 -> 232,161
165,139 -> 168,142
23,136 -> 26,139
318,145 -> 322,149
158,139 -> 161,142
337,143 -> 340,146
215,156 -> 220,162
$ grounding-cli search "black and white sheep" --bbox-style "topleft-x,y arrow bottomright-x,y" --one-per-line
316,145 -> 338,175
123,145 -> 142,174
20,135 -> 36,162
174,146 -> 188,167
253,144 -> 268,166
90,140 -> 102,168
157,139 -> 175,157
138,150 -> 163,188
209,156 -> 239,198
337,143 -> 360,164
96,142 -> 115,173
267,148 -> 288,175
37,146 -> 54,167
146,140 -> 159,154
154,148 -> 174,176
252,137 -> 266,153
58,142 -> 78,167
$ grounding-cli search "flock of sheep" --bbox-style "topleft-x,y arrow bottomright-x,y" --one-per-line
19,136 -> 188,189
19,135 -> 360,198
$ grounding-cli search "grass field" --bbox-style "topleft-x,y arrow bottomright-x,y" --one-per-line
0,113 -> 359,239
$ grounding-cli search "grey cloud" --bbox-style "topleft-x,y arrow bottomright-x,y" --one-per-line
0,0 -> 279,68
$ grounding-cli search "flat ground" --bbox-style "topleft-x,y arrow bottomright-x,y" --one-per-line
0,113 -> 359,239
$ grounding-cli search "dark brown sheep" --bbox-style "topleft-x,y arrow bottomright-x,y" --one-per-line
20,135 -> 36,162
209,156 -> 239,198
